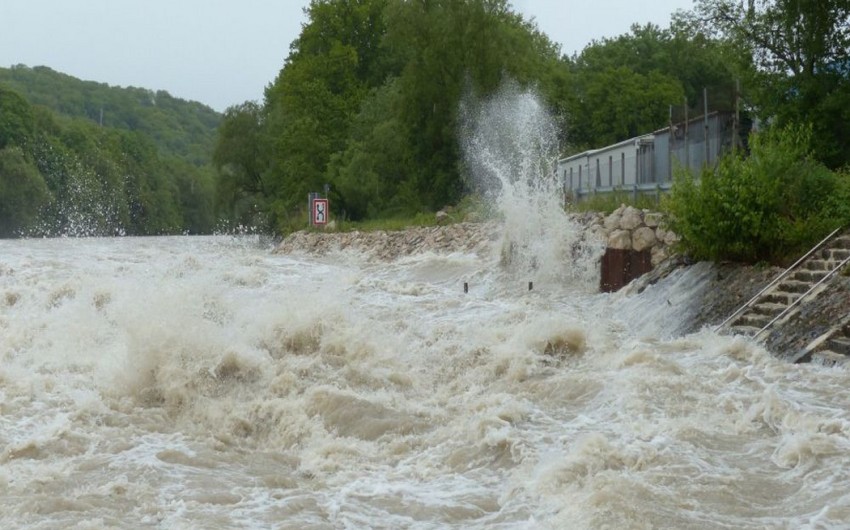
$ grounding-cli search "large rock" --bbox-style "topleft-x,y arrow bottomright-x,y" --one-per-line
589,223 -> 610,243
651,245 -> 669,267
604,211 -> 622,230
580,211 -> 603,226
619,206 -> 644,230
644,212 -> 664,228
607,229 -> 632,250
632,226 -> 657,252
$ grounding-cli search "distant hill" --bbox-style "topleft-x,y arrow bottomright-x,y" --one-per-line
0,64 -> 221,166
0,68 -> 222,237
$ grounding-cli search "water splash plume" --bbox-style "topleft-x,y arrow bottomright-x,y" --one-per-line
460,80 -> 602,288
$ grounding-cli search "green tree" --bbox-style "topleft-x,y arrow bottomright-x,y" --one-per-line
259,0 -> 390,229
381,0 -> 562,209
691,0 -> 850,167
213,101 -> 267,226
0,87 -> 35,149
569,67 -> 685,148
0,146 -> 50,236
327,78 -> 414,219
563,23 -> 741,151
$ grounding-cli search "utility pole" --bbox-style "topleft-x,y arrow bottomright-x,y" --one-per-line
733,78 -> 741,151
703,87 -> 710,167
684,97 -> 689,173
668,104 -> 673,182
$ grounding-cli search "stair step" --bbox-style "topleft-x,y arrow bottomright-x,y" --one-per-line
804,259 -> 830,271
763,292 -> 799,305
826,248 -> 850,260
828,337 -> 850,355
777,280 -> 814,294
729,325 -> 761,337
829,236 -> 850,250
736,313 -> 774,328
750,302 -> 788,317
812,350 -> 849,367
717,230 -> 850,335
793,270 -> 828,282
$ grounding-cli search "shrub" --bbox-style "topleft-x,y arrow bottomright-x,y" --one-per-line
664,124 -> 849,264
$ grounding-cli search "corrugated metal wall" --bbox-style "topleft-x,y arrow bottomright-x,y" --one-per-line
560,112 -> 735,198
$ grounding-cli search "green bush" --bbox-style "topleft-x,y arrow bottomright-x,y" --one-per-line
664,124 -> 850,264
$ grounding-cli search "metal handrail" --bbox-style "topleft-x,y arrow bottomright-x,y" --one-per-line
753,253 -> 850,340
714,226 -> 844,332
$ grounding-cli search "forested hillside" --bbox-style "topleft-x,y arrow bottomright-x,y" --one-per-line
0,68 -> 221,237
0,65 -> 220,166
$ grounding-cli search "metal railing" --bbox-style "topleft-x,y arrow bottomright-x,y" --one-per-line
714,226 -> 844,332
753,253 -> 850,340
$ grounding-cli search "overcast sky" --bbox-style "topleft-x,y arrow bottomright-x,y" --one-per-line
0,0 -> 695,112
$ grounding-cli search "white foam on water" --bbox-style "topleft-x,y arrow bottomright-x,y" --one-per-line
3,235 -> 850,528
1,82 -> 849,529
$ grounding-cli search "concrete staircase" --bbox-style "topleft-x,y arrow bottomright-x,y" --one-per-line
716,228 -> 850,341
793,315 -> 850,366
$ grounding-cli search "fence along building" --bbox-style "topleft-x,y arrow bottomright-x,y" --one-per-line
559,110 -> 739,201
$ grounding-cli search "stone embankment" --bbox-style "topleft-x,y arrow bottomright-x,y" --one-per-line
276,207 -> 680,264
577,204 -> 679,267
276,221 -> 502,261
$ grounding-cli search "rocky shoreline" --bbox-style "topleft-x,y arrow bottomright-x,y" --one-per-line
276,221 -> 502,261
276,213 -> 848,362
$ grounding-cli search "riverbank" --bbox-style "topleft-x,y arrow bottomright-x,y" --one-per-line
276,216 -> 849,362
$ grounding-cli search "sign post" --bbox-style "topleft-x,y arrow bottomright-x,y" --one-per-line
311,197 -> 329,226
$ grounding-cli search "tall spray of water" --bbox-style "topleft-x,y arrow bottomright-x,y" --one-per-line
460,81 -> 602,288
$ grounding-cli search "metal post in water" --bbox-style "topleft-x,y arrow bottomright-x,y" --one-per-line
464,282 -> 468,293
528,281 -> 533,291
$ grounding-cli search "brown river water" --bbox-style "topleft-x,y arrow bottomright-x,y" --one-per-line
3,82 -> 850,529
2,234 -> 850,529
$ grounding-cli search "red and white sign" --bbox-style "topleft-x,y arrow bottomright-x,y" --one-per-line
312,198 -> 329,225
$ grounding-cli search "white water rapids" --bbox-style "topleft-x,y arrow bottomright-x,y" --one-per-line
4,83 -> 850,529
2,234 -> 850,529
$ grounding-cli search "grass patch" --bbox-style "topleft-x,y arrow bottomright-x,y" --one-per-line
336,212 -> 437,232
567,189 -> 662,215
277,195 -> 496,235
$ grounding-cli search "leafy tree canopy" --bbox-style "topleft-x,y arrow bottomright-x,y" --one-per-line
687,0 -> 850,167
